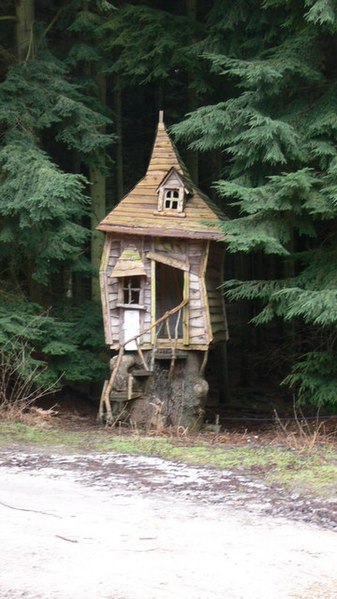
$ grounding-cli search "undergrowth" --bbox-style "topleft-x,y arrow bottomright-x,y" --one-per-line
1,419 -> 337,501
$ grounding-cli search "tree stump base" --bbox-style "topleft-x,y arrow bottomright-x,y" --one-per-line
128,351 -> 208,431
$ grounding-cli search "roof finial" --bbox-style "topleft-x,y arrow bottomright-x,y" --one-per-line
158,110 -> 164,129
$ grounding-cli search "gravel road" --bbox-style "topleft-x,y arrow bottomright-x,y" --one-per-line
1,450 -> 337,599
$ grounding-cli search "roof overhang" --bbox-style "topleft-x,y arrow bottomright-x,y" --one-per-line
97,223 -> 225,241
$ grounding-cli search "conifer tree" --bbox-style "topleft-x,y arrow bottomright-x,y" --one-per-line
60,0 -> 115,301
173,0 -> 337,406
0,0 -> 112,386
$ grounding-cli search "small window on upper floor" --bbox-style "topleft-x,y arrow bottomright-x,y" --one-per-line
164,189 -> 179,210
156,168 -> 191,216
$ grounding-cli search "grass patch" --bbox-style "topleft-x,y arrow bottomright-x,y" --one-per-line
1,421 -> 337,501
267,459 -> 337,498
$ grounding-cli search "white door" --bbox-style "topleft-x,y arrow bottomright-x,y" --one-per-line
123,309 -> 140,351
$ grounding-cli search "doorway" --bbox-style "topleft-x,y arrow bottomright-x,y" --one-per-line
155,263 -> 184,339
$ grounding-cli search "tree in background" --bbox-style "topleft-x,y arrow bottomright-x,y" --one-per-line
3,0 -> 337,411
0,0 -> 113,387
173,0 -> 337,407
58,0 -> 116,301
102,1 -> 210,184
0,0 -> 208,396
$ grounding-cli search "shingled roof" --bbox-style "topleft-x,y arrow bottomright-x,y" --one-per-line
97,113 -> 226,240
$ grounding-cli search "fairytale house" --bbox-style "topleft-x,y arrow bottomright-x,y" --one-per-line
97,112 -> 228,428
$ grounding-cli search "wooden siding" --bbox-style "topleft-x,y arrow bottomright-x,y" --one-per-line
186,240 -> 211,346
142,237 -> 152,344
188,272 -> 209,345
99,237 -> 113,345
188,241 -> 210,349
153,238 -> 188,264
102,233 -> 226,351
102,235 -> 152,347
205,242 -> 229,343
106,238 -> 121,344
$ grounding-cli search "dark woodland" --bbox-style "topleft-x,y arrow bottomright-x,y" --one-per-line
2,0 -> 337,419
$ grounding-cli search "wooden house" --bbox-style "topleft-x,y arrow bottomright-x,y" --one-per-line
97,112 -> 228,428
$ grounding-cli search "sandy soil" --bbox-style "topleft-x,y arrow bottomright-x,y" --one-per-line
1,450 -> 337,599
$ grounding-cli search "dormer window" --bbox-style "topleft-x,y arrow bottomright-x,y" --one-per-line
164,189 -> 179,210
156,167 -> 192,217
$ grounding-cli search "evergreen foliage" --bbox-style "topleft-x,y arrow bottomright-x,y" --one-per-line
3,0 -> 337,410
102,5 -> 200,85
0,296 -> 108,388
173,0 -> 337,406
0,1 -> 112,390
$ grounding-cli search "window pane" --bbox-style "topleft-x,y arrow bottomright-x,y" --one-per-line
123,277 -> 141,304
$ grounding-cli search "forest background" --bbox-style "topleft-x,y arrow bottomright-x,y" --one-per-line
2,0 -> 337,414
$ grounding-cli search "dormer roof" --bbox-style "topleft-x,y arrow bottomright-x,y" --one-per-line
156,167 -> 192,196
110,246 -> 146,278
97,113 -> 226,240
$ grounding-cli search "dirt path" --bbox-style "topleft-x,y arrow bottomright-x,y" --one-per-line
1,450 -> 337,599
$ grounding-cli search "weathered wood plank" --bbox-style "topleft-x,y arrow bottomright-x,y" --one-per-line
189,308 -> 205,319
98,224 -> 224,240
189,335 -> 207,343
210,313 -> 226,324
100,237 -> 111,272
100,237 -> 113,344
190,271 -> 199,280
208,295 -> 223,304
211,322 -> 227,334
208,290 -> 222,298
189,294 -> 202,303
108,289 -> 118,298
146,251 -> 189,272
190,279 -> 201,291
101,276 -> 112,345
151,259 -> 156,345
189,327 -> 207,337
190,296 -> 201,307
189,315 -> 205,328
210,308 -> 224,317
183,271 -> 189,345
189,260 -> 202,271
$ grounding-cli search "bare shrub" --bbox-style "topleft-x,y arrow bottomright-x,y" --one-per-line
0,340 -> 60,420
273,397 -> 336,450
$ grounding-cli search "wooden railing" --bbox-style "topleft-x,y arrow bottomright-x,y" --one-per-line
98,299 -> 189,424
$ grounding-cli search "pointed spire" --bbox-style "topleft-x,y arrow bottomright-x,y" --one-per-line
146,111 -> 185,176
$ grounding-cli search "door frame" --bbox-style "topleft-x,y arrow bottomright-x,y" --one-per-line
151,259 -> 189,346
